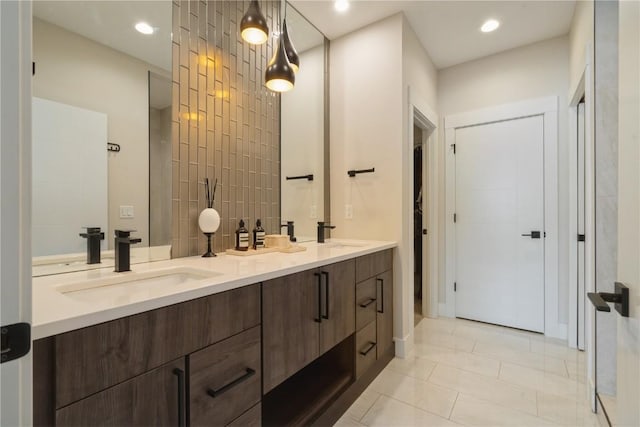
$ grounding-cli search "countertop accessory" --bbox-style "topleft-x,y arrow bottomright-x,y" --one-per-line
281,221 -> 296,242
347,167 -> 375,177
79,226 -> 104,264
264,234 -> 290,249
253,219 -> 266,250
114,229 -> 142,272
317,221 -> 336,243
200,178 -> 220,257
286,174 -> 314,181
235,219 -> 250,251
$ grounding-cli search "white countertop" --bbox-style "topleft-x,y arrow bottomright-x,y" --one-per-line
32,239 -> 396,340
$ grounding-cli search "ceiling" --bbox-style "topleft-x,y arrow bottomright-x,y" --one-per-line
289,0 -> 577,69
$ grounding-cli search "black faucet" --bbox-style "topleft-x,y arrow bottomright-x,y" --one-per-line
114,230 -> 142,272
281,221 -> 296,242
79,227 -> 104,264
317,221 -> 336,243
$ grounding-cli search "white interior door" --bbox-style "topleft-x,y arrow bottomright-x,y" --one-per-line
577,101 -> 586,350
0,1 -> 33,425
615,1 -> 640,424
455,116 -> 545,332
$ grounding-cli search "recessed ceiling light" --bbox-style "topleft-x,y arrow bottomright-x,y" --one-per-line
334,0 -> 350,13
135,22 -> 155,35
480,19 -> 500,33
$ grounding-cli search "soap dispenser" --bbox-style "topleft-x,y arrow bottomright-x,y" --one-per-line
235,219 -> 249,251
253,219 -> 266,249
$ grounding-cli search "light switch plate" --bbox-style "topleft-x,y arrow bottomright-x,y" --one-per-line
345,204 -> 353,219
120,205 -> 134,218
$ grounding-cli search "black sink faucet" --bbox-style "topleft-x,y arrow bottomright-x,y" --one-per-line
114,229 -> 142,272
317,222 -> 336,243
79,227 -> 104,264
281,221 -> 296,242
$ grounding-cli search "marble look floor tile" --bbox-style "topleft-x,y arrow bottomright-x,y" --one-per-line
360,395 -> 461,427
369,369 -> 458,419
452,324 -> 531,353
344,389 -> 381,421
414,330 -> 476,352
537,391 -> 601,426
413,343 -> 500,378
450,394 -> 558,427
333,415 -> 368,427
473,341 -> 569,377
530,339 -> 582,361
428,364 -> 538,415
565,359 -> 587,384
386,354 -> 438,381
498,362 -> 585,399
415,317 -> 458,334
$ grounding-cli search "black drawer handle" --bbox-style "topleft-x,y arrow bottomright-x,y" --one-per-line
172,368 -> 186,427
359,297 -> 376,308
359,341 -> 376,356
207,368 -> 256,398
377,278 -> 384,314
322,271 -> 330,320
314,273 -> 322,323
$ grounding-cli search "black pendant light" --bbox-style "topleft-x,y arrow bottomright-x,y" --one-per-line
265,1 -> 295,92
281,18 -> 300,73
241,0 -> 269,45
265,33 -> 295,92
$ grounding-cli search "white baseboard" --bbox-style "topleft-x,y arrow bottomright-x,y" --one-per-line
394,329 -> 414,359
545,322 -> 568,340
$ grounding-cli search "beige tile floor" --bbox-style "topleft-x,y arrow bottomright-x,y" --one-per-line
335,317 -> 601,427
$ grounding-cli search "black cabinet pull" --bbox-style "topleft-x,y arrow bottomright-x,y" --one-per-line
172,368 -> 186,427
322,271 -> 330,319
314,273 -> 322,323
359,297 -> 376,308
377,278 -> 384,314
359,341 -> 377,356
207,368 -> 256,398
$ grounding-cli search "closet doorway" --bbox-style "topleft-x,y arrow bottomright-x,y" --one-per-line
413,113 -> 435,326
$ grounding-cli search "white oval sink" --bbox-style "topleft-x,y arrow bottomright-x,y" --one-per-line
56,267 -> 221,303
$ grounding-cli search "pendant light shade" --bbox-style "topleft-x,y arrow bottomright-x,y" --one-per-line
265,35 -> 295,92
281,19 -> 299,72
241,0 -> 269,45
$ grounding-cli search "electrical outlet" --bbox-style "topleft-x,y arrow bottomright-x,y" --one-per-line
310,205 -> 317,219
345,204 -> 353,219
119,205 -> 134,219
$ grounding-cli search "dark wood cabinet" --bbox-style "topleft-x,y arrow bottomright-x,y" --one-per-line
376,269 -> 394,358
55,358 -> 185,427
262,259 -> 356,393
319,260 -> 355,355
262,269 -> 320,393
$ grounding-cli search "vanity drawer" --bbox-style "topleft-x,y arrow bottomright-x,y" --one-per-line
55,285 -> 260,408
228,403 -> 261,427
355,321 -> 377,379
356,249 -> 392,282
355,278 -> 376,331
189,326 -> 261,427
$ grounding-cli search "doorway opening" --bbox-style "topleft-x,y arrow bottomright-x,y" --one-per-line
413,124 -> 424,326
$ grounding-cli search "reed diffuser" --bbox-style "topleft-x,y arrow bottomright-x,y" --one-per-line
198,178 -> 220,257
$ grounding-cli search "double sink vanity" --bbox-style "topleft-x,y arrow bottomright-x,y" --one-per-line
33,239 -> 396,426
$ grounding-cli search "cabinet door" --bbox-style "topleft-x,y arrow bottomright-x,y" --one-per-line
55,358 -> 185,426
262,270 -> 320,393
376,270 -> 394,358
319,260 -> 356,354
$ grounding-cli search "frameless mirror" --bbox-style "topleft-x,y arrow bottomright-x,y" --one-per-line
31,1 -> 172,276
280,4 -> 328,242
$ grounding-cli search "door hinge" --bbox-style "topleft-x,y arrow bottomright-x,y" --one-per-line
454,282 -> 457,292
453,213 -> 457,223
1,322 -> 31,364
451,144 -> 456,154
578,234 -> 585,242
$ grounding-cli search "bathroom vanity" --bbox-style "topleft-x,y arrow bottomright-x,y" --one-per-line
32,240 -> 395,426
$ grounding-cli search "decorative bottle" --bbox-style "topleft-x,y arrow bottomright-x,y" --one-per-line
235,219 -> 249,251
253,219 -> 266,250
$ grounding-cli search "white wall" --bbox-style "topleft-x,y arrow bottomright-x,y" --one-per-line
281,44 -> 325,241
438,36 -> 571,328
32,18 -> 164,248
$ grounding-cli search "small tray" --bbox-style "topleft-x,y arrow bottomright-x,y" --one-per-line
225,247 -> 279,257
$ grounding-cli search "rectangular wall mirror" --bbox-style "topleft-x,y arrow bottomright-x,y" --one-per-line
32,0 -> 172,276
280,4 -> 329,242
